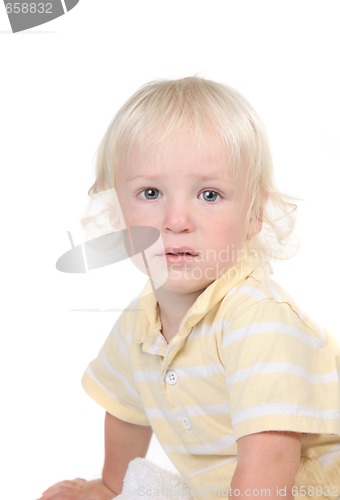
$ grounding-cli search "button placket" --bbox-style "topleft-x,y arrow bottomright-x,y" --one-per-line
181,416 -> 192,430
163,369 -> 195,436
165,369 -> 178,385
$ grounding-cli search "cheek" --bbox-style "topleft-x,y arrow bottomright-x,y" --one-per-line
115,190 -> 136,226
209,214 -> 248,245
119,202 -> 157,228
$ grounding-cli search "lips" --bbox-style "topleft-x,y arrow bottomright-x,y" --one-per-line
161,247 -> 199,264
165,247 -> 199,257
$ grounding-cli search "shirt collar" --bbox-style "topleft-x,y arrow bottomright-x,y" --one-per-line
132,250 -> 261,345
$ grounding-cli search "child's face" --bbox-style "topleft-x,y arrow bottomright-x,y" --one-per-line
115,133 -> 256,295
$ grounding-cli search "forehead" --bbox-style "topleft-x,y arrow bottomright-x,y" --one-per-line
119,130 -> 237,181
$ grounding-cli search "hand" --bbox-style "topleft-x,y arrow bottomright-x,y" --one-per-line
38,478 -> 117,500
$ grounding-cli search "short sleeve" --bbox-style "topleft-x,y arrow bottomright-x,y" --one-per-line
222,299 -> 340,440
82,311 -> 150,426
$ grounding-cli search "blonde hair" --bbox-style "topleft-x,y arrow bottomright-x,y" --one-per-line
88,76 -> 297,259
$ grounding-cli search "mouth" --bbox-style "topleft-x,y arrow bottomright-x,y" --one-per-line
165,247 -> 198,256
162,247 -> 199,262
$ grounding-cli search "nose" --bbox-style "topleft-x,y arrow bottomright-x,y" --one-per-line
162,198 -> 194,233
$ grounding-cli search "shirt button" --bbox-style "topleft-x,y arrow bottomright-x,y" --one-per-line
181,417 -> 192,430
165,369 -> 178,385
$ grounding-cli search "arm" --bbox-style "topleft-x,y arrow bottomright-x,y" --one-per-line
39,412 -> 153,500
230,431 -> 301,499
102,411 -> 153,495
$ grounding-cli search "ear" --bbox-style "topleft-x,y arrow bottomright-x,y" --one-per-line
247,219 -> 262,238
247,190 -> 268,239
109,212 -> 124,230
90,188 -> 126,232
247,208 -> 263,239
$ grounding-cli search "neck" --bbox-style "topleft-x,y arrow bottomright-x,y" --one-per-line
155,287 -> 205,342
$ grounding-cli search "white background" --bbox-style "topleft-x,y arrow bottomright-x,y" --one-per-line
0,1 -> 339,498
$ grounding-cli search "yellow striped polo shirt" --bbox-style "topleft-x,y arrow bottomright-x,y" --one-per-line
82,253 -> 340,499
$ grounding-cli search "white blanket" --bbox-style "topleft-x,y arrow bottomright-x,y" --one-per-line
115,458 -> 192,499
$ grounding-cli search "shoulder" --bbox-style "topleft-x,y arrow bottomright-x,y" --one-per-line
218,263 -> 328,350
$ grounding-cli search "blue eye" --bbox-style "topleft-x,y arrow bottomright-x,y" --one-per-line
140,188 -> 160,200
199,190 -> 220,202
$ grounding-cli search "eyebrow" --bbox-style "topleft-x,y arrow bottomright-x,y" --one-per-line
125,174 -> 165,182
125,172 -> 233,183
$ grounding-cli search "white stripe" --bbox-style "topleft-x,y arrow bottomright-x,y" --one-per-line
163,435 -> 235,455
85,367 -> 145,414
265,280 -> 283,303
190,319 -> 231,339
134,370 -> 161,382
232,403 -> 340,425
149,336 -> 167,354
125,332 -> 133,343
317,444 -> 340,466
99,350 -> 140,398
135,363 -> 224,382
176,364 -> 225,378
145,407 -> 167,419
145,402 -> 230,420
222,322 -> 321,348
227,362 -> 339,387
238,284 -> 268,300
115,332 -> 129,359
188,457 -> 236,478
183,402 -> 230,417
161,442 -> 187,454
189,435 -> 236,454
110,322 -> 130,358
86,366 -> 119,400
228,286 -> 239,296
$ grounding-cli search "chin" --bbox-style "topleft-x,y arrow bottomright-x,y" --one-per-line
159,275 -> 214,295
